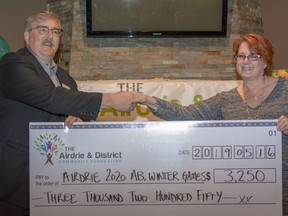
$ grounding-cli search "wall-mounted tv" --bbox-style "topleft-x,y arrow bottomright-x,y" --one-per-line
86,0 -> 228,38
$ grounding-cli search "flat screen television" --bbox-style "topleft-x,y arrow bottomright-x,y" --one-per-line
86,0 -> 228,38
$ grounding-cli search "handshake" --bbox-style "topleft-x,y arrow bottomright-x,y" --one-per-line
101,91 -> 156,112
65,91 -> 155,127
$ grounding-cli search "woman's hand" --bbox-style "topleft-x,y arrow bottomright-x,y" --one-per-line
277,115 -> 288,135
131,92 -> 156,106
65,115 -> 83,128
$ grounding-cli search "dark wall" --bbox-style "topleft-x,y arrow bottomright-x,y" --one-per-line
0,0 -> 287,69
260,0 -> 288,69
0,0 -> 46,51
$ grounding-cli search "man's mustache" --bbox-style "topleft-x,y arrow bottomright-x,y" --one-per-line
42,39 -> 55,46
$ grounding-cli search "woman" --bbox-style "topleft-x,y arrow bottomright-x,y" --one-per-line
133,33 -> 288,215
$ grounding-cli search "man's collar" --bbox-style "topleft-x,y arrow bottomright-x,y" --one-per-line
25,46 -> 56,67
31,51 -> 57,75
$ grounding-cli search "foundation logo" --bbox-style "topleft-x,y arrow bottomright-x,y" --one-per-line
33,133 -> 65,165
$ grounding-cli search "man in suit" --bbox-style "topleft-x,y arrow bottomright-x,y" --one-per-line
0,11 -> 136,216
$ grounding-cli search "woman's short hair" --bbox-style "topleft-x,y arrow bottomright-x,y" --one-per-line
233,33 -> 274,76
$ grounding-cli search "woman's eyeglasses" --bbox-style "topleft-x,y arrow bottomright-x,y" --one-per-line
234,54 -> 261,61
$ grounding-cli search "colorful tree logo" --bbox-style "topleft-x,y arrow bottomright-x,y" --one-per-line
33,133 -> 65,165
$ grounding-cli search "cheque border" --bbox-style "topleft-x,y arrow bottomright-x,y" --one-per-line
29,120 -> 278,130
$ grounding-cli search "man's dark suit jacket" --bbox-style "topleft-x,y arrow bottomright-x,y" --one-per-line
0,47 -> 103,215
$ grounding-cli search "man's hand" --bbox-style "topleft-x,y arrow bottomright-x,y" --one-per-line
65,115 -> 83,128
101,92 -> 137,112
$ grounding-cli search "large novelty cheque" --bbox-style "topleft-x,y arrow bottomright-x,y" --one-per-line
29,120 -> 282,216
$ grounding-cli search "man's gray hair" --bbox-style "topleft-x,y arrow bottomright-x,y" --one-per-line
24,11 -> 61,32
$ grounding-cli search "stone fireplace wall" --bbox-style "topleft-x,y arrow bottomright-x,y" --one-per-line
47,0 -> 263,81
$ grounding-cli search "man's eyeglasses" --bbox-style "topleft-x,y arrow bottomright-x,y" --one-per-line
234,54 -> 261,62
28,25 -> 63,37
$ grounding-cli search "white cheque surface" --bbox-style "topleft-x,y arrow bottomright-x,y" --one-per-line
29,120 -> 282,216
